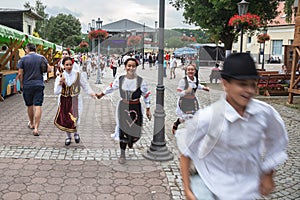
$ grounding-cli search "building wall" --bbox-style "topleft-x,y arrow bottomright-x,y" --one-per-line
23,14 -> 37,35
0,12 -> 23,32
232,24 -> 295,64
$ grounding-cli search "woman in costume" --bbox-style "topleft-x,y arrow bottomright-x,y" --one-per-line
172,64 -> 209,134
96,58 -> 152,164
54,57 -> 96,146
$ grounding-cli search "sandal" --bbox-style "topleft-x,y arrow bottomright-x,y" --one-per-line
27,122 -> 34,129
33,128 -> 39,136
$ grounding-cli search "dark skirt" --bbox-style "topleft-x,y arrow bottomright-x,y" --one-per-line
179,95 -> 199,114
54,96 -> 79,133
118,100 -> 142,144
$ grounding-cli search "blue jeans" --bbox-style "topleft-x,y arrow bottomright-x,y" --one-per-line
190,174 -> 215,200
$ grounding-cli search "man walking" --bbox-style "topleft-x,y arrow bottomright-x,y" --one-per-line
17,43 -> 49,136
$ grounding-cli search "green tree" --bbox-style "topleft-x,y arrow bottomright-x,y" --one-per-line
47,14 -> 82,47
285,0 -> 296,23
169,0 -> 279,51
24,0 -> 48,39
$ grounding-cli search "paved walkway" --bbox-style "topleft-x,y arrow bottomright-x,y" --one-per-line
0,64 -> 299,199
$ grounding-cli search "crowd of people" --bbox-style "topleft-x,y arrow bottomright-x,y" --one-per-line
17,43 -> 289,199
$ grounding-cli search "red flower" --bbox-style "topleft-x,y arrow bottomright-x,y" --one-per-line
79,41 -> 89,48
257,33 -> 270,43
88,29 -> 109,40
228,13 -> 261,30
127,35 -> 142,46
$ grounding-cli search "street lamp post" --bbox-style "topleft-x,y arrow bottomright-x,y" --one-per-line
95,17 -> 103,84
261,29 -> 268,70
143,0 -> 173,161
142,23 -> 145,70
237,0 -> 249,53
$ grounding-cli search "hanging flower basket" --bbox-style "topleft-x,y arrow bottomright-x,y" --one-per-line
79,41 -> 89,48
127,35 -> 142,46
257,33 -> 270,43
88,29 -> 109,40
228,13 -> 261,30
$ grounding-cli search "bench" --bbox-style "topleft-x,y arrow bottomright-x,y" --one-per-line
257,72 -> 298,96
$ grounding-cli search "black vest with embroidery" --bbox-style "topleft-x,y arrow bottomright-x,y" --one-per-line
183,76 -> 199,94
119,75 -> 143,100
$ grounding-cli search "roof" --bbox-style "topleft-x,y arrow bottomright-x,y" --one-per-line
102,19 -> 155,33
268,1 -> 295,27
0,8 -> 43,20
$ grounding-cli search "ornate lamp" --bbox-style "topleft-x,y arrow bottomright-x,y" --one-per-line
237,0 -> 249,52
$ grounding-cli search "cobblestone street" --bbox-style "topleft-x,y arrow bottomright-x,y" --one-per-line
0,63 -> 298,199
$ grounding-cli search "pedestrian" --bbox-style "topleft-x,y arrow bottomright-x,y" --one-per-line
54,56 -> 96,146
96,58 -> 152,164
176,53 -> 288,200
172,64 -> 209,134
110,56 -> 118,78
170,55 -> 177,79
209,63 -> 221,83
17,43 -> 49,136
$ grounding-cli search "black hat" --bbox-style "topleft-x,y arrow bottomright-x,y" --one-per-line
221,53 -> 260,80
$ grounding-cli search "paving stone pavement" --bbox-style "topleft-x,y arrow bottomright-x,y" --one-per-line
0,63 -> 299,200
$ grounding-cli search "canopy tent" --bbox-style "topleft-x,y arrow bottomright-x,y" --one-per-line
173,47 -> 197,57
189,43 -> 225,62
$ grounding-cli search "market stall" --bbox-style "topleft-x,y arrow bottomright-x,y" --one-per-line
0,24 -> 59,100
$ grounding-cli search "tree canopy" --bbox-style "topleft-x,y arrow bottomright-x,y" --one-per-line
169,0 -> 280,50
47,14 -> 82,47
24,1 -> 83,48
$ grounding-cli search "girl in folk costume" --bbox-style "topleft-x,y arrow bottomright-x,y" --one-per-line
54,57 -> 96,146
97,58 -> 152,164
172,64 -> 209,134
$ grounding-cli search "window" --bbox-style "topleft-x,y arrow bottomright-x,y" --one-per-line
27,25 -> 31,35
247,37 -> 251,43
272,40 -> 283,55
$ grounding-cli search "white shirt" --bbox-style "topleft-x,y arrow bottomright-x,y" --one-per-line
170,58 -> 177,68
176,96 -> 288,199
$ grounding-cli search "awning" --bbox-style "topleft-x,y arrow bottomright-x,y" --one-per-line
0,24 -> 56,50
0,24 -> 25,44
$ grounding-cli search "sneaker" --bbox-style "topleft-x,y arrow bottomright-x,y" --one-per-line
74,134 -> 80,143
65,138 -> 71,146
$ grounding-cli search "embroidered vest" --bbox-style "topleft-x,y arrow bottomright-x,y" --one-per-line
61,72 -> 81,97
184,76 -> 199,94
119,75 -> 142,101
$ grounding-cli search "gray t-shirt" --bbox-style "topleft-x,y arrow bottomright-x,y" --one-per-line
17,53 -> 48,86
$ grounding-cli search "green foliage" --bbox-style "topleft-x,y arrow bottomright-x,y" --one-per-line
47,14 -> 82,47
169,0 -> 279,50
284,0 -> 296,23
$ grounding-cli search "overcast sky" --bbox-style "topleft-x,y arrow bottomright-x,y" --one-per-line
1,0 -> 197,32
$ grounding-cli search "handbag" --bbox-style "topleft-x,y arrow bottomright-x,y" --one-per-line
40,57 -> 48,74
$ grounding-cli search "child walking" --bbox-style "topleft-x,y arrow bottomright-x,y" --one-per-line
54,57 -> 96,146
